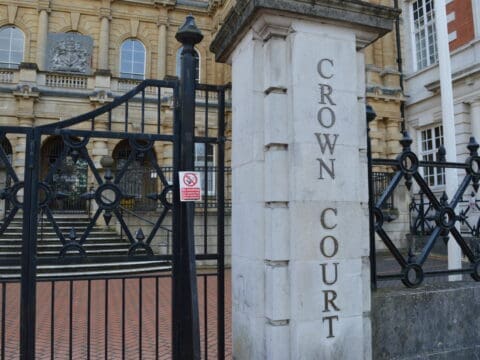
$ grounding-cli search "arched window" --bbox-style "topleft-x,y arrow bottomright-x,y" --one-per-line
120,39 -> 146,79
0,26 -> 24,69
176,47 -> 200,82
113,140 -> 157,211
40,136 -> 89,212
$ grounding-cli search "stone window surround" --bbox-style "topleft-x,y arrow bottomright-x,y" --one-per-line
409,0 -> 439,72
119,38 -> 146,80
418,123 -> 445,188
0,25 -> 24,69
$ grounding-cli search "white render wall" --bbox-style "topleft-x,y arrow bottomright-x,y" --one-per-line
230,13 -> 373,359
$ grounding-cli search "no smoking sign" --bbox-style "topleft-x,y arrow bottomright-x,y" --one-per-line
179,171 -> 202,201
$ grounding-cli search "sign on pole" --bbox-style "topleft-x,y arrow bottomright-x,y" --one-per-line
179,171 -> 202,201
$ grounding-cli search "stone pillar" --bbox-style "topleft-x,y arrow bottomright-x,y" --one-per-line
386,117 -> 401,157
157,23 -> 168,79
98,9 -> 111,71
473,0 -> 480,38
14,63 -> 39,182
471,99 -> 480,141
210,1 -> 398,359
36,2 -> 50,70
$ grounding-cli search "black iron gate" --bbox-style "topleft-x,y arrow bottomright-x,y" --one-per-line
0,16 -> 226,359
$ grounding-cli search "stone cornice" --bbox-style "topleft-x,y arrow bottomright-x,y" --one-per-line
425,63 -> 480,93
210,0 -> 400,63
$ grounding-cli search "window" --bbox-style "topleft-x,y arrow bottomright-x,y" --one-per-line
176,47 -> 200,82
411,0 -> 438,70
0,26 -> 24,69
120,39 -> 145,79
420,125 -> 445,187
195,143 -> 215,195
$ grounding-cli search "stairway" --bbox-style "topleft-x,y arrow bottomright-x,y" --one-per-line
0,213 -> 171,278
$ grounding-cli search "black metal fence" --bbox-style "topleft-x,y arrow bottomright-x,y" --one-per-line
372,172 -> 395,209
0,16 -> 228,359
369,131 -> 480,288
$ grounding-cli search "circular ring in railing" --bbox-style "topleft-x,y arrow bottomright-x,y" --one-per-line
10,181 -> 24,208
471,260 -> 480,281
159,185 -> 173,210
128,242 -> 154,257
398,151 -> 419,175
62,134 -> 90,149
467,156 -> 480,176
95,183 -> 122,210
401,263 -> 424,288
59,241 -> 86,258
129,137 -> 154,153
373,207 -> 384,229
38,182 -> 53,207
436,207 -> 456,230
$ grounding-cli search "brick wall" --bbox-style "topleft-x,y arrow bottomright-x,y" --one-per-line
448,0 -> 475,51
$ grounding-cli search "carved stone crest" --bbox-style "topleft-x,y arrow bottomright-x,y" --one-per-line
46,33 -> 93,74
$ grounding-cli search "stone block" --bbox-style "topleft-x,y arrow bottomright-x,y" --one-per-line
232,201 -> 265,259
264,92 -> 289,146
290,314 -> 370,360
264,146 -> 288,202
232,257 -> 266,318
265,322 -> 290,360
289,144 -> 366,202
289,257 -> 369,321
265,263 -> 290,320
232,161 -> 264,203
233,311 -> 266,359
372,282 -> 480,360
263,36 -> 288,90
265,204 -> 290,261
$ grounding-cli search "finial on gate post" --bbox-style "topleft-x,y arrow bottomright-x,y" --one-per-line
175,15 -> 203,46
366,104 -> 376,123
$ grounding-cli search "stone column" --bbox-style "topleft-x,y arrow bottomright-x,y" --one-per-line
473,0 -> 480,38
157,22 -> 168,79
210,1 -> 398,359
471,99 -> 480,142
98,9 -> 111,71
36,2 -> 50,70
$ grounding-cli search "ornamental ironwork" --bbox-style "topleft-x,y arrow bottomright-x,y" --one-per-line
370,132 -> 480,288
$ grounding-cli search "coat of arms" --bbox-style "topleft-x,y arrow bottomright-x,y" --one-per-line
47,33 -> 93,74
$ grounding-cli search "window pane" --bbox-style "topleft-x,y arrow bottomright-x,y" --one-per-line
0,27 -> 23,68
133,62 -> 144,74
122,40 -> 133,52
120,39 -> 145,78
412,0 -> 437,70
121,60 -> 132,73
0,50 -> 9,63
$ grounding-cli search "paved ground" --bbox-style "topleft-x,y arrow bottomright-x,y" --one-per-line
0,271 -> 232,359
0,253 -> 475,359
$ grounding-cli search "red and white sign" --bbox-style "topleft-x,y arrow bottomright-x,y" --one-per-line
179,171 -> 201,201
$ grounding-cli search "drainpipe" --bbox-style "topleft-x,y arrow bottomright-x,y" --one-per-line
394,0 -> 406,132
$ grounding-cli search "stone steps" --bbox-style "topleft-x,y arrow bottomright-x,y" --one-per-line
0,213 -> 171,277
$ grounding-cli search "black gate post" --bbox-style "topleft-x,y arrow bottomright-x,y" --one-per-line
172,15 -> 202,360
366,105 -> 377,290
20,128 -> 40,360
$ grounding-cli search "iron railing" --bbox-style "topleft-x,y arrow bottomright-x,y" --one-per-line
372,172 -> 395,209
370,131 -> 480,288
